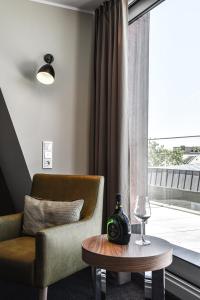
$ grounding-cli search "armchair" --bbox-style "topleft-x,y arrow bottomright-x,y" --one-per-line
0,174 -> 104,300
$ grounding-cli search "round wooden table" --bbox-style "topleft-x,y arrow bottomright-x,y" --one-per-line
82,234 -> 173,300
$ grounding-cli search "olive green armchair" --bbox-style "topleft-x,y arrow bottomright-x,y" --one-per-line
0,174 -> 104,300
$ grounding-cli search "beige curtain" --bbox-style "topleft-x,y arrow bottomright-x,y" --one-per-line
90,0 -> 129,228
128,14 -> 150,223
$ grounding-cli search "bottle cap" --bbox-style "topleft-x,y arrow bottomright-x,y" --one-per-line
116,193 -> 121,204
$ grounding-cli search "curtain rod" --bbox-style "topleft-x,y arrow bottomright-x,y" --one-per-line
128,0 -> 165,24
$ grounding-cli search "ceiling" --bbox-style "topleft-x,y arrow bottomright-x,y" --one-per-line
39,0 -> 104,12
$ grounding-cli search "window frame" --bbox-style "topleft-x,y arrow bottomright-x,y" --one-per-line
128,0 -> 165,24
128,0 -> 200,293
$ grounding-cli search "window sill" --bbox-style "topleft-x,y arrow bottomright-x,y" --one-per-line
172,245 -> 200,267
167,245 -> 200,289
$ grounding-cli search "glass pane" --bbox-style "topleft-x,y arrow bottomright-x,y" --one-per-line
147,0 -> 200,254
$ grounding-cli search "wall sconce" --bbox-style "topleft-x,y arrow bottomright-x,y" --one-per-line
36,54 -> 55,85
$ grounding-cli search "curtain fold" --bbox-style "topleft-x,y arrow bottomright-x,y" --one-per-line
128,13 -> 150,223
90,0 -> 129,229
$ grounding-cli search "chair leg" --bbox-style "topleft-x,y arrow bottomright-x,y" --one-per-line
38,287 -> 48,300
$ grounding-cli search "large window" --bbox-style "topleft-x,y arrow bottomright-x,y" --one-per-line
146,0 -> 200,254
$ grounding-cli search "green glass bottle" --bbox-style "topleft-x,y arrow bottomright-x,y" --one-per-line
107,193 -> 131,245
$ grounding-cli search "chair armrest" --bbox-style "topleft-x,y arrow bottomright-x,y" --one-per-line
35,218 -> 97,288
0,213 -> 23,241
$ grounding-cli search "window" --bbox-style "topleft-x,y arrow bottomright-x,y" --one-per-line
147,0 -> 200,254
129,0 -> 200,255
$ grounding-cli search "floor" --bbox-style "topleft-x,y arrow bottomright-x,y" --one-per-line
0,268 -> 178,300
146,202 -> 200,253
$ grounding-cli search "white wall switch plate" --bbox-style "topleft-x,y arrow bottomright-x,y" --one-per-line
42,141 -> 53,169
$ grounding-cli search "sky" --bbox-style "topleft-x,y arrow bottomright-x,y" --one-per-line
148,0 -> 200,148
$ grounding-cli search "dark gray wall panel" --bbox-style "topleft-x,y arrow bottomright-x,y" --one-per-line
0,89 -> 31,212
0,168 -> 14,215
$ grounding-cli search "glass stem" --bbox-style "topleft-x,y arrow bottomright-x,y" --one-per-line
141,220 -> 145,243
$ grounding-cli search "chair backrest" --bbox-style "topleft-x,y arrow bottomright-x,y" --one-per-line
30,174 -> 104,219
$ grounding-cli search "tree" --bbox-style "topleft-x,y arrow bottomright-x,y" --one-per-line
148,141 -> 184,167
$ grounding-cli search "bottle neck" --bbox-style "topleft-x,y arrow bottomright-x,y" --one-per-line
115,200 -> 123,213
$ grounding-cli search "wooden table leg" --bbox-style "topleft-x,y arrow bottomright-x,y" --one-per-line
152,269 -> 165,300
91,267 -> 106,300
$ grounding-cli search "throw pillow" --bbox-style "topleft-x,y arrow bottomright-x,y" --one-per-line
23,195 -> 84,236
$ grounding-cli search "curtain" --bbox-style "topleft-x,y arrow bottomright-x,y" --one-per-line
90,0 -> 129,229
128,14 -> 150,223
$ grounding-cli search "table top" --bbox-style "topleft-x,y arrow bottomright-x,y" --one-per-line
82,234 -> 173,272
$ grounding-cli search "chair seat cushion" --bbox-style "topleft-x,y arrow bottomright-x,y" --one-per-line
0,236 -> 35,285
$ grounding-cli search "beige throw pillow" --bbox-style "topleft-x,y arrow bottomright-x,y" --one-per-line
23,195 -> 84,236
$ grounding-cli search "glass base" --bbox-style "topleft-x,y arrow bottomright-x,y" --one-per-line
135,239 -> 151,246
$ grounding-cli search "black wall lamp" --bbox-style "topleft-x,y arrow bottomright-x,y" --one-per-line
37,54 -> 55,85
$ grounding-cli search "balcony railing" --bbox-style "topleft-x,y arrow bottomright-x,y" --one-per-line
148,167 -> 200,192
147,138 -> 200,253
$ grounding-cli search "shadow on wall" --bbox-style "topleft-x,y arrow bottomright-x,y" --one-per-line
18,60 -> 38,82
0,89 -> 32,212
73,12 -> 94,174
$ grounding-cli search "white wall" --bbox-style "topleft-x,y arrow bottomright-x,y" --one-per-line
0,0 -> 93,177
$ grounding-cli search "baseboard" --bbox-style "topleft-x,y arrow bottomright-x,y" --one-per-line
134,271 -> 200,300
165,271 -> 200,300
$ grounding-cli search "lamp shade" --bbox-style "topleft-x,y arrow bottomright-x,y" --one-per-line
37,54 -> 55,85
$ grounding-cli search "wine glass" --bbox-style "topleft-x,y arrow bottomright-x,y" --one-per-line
134,195 -> 151,246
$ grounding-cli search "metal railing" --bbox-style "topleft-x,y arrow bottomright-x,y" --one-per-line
148,167 -> 200,192
148,135 -> 200,193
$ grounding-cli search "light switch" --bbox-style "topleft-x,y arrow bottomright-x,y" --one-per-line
45,151 -> 52,159
42,141 -> 53,169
